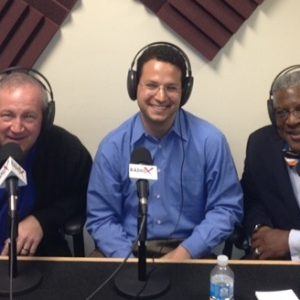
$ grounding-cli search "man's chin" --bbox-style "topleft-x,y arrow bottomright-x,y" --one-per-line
286,141 -> 300,154
4,139 -> 22,146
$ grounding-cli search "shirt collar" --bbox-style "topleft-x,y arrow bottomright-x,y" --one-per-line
130,110 -> 188,147
130,113 -> 147,147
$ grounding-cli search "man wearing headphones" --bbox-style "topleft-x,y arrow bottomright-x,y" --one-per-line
87,42 -> 243,260
242,66 -> 300,260
0,69 -> 92,256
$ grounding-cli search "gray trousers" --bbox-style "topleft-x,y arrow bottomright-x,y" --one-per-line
90,239 -> 182,258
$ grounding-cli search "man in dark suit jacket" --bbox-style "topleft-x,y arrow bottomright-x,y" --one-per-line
242,65 -> 300,260
0,69 -> 92,256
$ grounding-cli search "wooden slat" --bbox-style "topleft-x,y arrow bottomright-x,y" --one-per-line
13,19 -> 59,68
224,0 -> 257,19
140,0 -> 166,13
0,0 -> 78,69
158,3 -> 220,61
253,0 -> 264,4
195,0 -> 243,33
170,0 -> 231,47
0,1 -> 28,47
55,0 -> 78,10
0,7 -> 43,69
0,0 -> 11,16
23,0 -> 69,25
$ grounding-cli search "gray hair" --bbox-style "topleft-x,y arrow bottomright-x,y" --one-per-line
272,69 -> 300,104
0,71 -> 48,110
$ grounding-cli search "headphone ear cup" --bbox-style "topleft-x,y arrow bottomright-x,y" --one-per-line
267,99 -> 276,126
43,101 -> 55,130
181,76 -> 194,106
127,70 -> 138,100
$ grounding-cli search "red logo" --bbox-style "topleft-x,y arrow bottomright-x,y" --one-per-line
143,166 -> 153,174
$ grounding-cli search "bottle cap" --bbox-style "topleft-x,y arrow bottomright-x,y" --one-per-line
217,255 -> 228,266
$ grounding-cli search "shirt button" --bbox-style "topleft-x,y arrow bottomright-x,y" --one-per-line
157,220 -> 162,225
158,168 -> 161,173
158,144 -> 162,149
156,194 -> 160,199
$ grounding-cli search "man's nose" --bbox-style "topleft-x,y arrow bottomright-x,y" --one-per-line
155,86 -> 167,102
11,119 -> 25,133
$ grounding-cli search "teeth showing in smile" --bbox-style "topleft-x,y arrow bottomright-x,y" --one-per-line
287,132 -> 300,142
152,105 -> 168,110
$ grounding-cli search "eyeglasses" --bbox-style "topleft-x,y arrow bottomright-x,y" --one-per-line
139,82 -> 181,96
275,108 -> 300,120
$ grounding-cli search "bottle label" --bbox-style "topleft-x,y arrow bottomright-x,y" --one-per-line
210,282 -> 233,300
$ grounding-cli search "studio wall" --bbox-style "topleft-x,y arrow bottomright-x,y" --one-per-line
34,0 -> 300,178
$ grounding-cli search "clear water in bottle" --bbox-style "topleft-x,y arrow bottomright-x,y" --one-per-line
209,255 -> 234,300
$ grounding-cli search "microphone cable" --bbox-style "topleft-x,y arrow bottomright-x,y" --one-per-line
85,216 -> 146,300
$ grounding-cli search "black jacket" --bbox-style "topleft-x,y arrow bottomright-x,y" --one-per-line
242,125 -> 300,236
31,125 -> 92,255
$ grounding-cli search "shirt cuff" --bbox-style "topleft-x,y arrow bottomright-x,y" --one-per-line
289,229 -> 300,261
181,234 -> 208,258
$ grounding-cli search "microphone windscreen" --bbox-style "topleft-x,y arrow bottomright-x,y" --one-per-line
131,147 -> 153,165
0,143 -> 24,166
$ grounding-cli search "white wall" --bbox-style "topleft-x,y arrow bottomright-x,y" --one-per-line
35,0 -> 300,177
33,0 -> 300,256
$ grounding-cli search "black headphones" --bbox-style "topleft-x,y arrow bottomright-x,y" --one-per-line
127,41 -> 194,107
0,66 -> 55,130
267,65 -> 300,125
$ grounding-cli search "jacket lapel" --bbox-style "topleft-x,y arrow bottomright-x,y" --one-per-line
271,132 -> 300,228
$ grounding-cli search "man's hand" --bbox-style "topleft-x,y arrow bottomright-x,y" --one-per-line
1,215 -> 43,256
251,226 -> 290,259
161,245 -> 191,261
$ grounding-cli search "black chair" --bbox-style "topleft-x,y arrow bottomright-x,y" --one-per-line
222,226 -> 251,259
63,214 -> 86,257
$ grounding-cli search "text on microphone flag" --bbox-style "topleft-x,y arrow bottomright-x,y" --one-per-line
129,163 -> 158,181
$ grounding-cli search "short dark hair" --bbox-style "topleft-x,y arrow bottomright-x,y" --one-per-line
136,44 -> 187,86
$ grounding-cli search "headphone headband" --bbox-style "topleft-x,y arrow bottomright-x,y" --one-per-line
127,41 -> 194,106
129,41 -> 192,77
0,66 -> 54,101
269,64 -> 300,100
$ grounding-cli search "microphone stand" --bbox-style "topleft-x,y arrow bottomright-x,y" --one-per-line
138,195 -> 147,282
0,177 -> 42,297
8,189 -> 18,279
114,180 -> 170,298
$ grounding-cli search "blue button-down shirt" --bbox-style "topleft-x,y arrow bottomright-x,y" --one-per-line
86,110 -> 243,258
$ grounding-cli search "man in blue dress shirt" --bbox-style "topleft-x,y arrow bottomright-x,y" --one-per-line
87,42 -> 243,260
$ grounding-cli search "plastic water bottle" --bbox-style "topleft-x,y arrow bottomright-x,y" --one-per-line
209,255 -> 234,300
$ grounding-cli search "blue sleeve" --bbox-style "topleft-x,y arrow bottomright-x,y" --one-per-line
86,144 -> 134,258
181,134 -> 244,258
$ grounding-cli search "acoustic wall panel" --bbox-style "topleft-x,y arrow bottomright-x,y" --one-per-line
0,0 -> 78,69
141,0 -> 265,60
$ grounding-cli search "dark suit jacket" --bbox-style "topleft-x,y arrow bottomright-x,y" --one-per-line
241,125 -> 300,236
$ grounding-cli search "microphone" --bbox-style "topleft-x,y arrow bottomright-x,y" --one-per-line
115,148 -> 169,297
129,147 -> 157,215
0,143 -> 27,213
129,147 -> 157,281
0,144 -> 41,296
